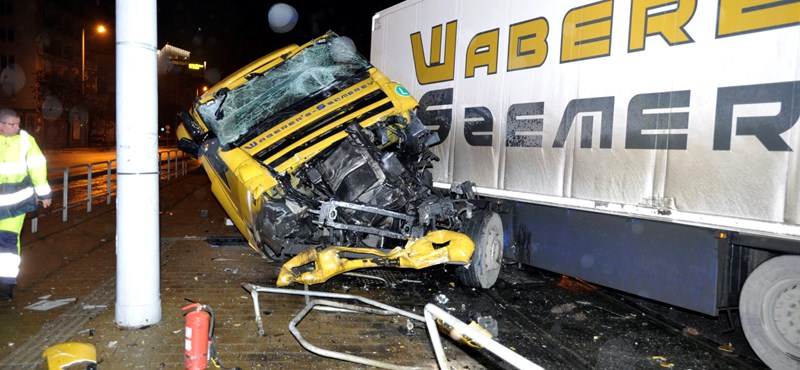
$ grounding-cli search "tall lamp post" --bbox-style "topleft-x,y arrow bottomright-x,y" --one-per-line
82,24 -> 107,95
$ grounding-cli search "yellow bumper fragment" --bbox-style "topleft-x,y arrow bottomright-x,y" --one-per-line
43,342 -> 97,370
277,230 -> 475,286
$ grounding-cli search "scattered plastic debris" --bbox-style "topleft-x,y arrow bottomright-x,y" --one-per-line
651,355 -> 674,368
82,305 -> 107,310
223,267 -> 240,275
211,258 -> 238,262
682,327 -> 699,336
718,342 -> 734,352
42,342 -> 97,370
557,275 -> 596,292
473,314 -> 499,338
435,294 -> 449,305
550,303 -> 576,314
401,279 -> 422,284
25,297 -> 77,311
405,319 -> 415,334
107,341 -> 117,349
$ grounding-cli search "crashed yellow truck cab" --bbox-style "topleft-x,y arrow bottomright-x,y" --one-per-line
177,32 -> 503,289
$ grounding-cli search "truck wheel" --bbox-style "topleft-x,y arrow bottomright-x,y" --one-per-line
456,211 -> 503,289
739,255 -> 800,370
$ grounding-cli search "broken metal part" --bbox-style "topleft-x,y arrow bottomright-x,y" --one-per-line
240,284 -> 543,370
315,200 -> 416,240
276,230 -> 475,287
290,299 -> 419,370
241,284 -> 425,369
423,304 -> 544,370
341,272 -> 389,286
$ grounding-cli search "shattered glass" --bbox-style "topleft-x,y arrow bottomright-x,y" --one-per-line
196,36 -> 371,146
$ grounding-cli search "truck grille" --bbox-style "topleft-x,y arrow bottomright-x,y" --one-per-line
255,88 -> 392,167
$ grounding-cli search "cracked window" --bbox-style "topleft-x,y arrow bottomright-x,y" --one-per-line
196,36 -> 371,146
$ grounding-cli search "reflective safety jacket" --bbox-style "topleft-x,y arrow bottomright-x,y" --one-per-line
0,130 -> 51,219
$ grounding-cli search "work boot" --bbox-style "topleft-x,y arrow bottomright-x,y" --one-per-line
0,283 -> 13,301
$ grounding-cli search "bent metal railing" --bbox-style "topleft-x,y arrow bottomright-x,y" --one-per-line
29,149 -> 191,233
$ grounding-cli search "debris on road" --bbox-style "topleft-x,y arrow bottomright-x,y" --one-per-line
550,303 -> 576,314
42,342 -> 97,370
241,283 -> 545,370
682,327 -> 700,336
25,297 -> 76,311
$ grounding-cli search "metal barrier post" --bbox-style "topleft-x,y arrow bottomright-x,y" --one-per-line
87,163 -> 93,213
166,150 -> 172,181
107,161 -> 113,205
30,152 -> 193,234
62,168 -> 69,222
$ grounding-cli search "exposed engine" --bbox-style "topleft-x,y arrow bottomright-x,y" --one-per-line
254,112 -> 476,258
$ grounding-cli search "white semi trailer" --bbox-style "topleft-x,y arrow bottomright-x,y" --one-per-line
370,1 -> 800,368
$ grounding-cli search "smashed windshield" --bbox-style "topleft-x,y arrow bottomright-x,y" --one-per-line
196,36 -> 371,146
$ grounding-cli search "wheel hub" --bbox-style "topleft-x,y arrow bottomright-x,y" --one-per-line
766,278 -> 800,358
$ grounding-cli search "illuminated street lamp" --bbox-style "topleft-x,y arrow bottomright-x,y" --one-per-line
82,24 -> 107,95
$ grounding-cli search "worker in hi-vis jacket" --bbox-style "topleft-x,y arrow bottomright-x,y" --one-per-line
0,108 -> 52,300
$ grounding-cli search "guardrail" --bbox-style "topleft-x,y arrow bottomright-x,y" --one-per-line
29,149 -> 192,233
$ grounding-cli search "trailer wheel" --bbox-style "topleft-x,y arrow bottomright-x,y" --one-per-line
739,255 -> 800,370
456,211 -> 503,289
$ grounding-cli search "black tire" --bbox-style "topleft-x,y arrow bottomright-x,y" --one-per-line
456,211 -> 503,288
739,255 -> 800,370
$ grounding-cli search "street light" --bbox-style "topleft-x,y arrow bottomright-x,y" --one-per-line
82,24 -> 107,95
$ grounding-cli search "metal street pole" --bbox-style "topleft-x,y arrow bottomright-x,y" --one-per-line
81,28 -> 85,95
115,0 -> 161,328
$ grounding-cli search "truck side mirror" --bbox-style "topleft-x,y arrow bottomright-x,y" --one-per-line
177,138 -> 200,159
179,111 -> 206,143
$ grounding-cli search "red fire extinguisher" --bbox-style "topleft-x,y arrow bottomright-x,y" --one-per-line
182,303 -> 212,370
182,302 -> 241,370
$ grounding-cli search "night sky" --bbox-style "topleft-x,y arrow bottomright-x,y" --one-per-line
156,0 -> 404,80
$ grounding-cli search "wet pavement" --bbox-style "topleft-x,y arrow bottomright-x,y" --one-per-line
0,157 -> 771,369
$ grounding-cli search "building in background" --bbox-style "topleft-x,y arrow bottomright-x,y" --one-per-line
157,44 -> 206,146
0,0 -> 113,149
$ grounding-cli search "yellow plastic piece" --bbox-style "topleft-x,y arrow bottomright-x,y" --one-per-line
42,342 -> 97,370
277,230 -> 475,286
435,318 -> 493,349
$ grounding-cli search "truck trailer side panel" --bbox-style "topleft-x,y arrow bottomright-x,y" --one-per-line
370,0 -> 800,241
